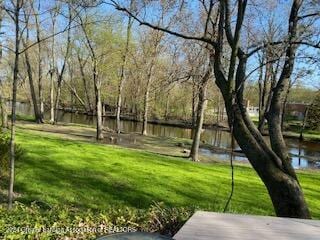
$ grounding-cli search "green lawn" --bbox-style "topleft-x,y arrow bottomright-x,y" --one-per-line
13,129 -> 320,218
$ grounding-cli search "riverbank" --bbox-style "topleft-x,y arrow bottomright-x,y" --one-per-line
3,124 -> 320,215
1,123 -> 319,239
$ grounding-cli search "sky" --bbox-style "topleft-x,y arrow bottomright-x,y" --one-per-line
1,0 -> 319,89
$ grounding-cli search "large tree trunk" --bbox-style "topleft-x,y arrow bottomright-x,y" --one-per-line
213,0 -> 310,218
190,70 -> 210,162
231,101 -> 310,218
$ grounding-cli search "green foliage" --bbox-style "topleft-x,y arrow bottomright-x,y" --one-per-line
9,114 -> 35,122
0,133 -> 11,178
0,132 -> 24,181
0,202 -> 193,239
288,87 -> 317,104
307,92 -> 320,130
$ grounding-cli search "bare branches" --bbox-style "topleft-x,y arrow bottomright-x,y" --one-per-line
109,0 -> 217,46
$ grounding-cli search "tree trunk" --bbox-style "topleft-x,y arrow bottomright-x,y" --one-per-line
8,0 -> 21,209
23,40 -> 43,123
54,78 -> 62,123
224,91 -> 310,218
54,7 -> 71,124
34,2 -> 44,121
164,91 -> 170,120
213,0 -> 310,218
116,80 -> 124,134
116,16 -> 132,134
77,54 -> 93,113
49,11 -> 56,124
93,60 -> 103,140
67,84 -> 88,112
49,70 -> 55,123
190,71 -> 210,161
142,77 -> 151,136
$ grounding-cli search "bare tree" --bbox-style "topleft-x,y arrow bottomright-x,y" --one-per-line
77,51 -> 93,112
78,10 -> 104,140
141,29 -> 164,135
49,6 -> 59,123
7,0 -> 23,209
32,1 -> 44,121
189,65 -> 211,161
112,0 -> 320,218
54,5 -> 72,124
115,9 -> 133,134
22,8 -> 43,123
0,1 -> 7,129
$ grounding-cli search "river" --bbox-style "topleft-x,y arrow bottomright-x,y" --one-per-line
15,102 -> 320,169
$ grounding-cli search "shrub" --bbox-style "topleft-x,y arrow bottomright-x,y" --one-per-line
0,132 -> 11,179
0,202 -> 194,240
0,132 -> 23,179
307,92 -> 320,130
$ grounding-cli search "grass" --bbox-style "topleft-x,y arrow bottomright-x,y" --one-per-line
8,114 -> 36,122
10,129 -> 320,219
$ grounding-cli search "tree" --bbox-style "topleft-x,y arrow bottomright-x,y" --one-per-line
77,9 -> 104,140
54,5 -> 72,124
141,29 -> 165,136
6,0 -> 22,209
115,1 -> 133,134
0,1 -> 7,129
187,45 -> 213,162
112,0 -> 320,218
32,1 -> 44,121
49,5 -> 59,123
306,91 -> 320,130
22,8 -> 43,123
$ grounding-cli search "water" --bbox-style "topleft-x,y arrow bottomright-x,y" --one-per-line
16,102 -> 320,169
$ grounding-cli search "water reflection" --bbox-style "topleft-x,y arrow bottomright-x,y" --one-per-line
15,102 -> 320,169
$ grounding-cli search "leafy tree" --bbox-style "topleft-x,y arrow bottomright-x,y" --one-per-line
307,92 -> 320,130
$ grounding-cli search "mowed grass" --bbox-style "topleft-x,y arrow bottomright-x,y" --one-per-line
14,129 -> 320,218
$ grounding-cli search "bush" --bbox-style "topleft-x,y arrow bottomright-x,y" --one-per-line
0,132 -> 24,175
0,202 -> 194,240
307,92 -> 320,130
0,133 -> 11,179
0,132 -> 24,202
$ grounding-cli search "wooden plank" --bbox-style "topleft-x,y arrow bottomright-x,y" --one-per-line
174,211 -> 320,240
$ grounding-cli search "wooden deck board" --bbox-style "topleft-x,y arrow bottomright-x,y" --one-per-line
174,211 -> 320,240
